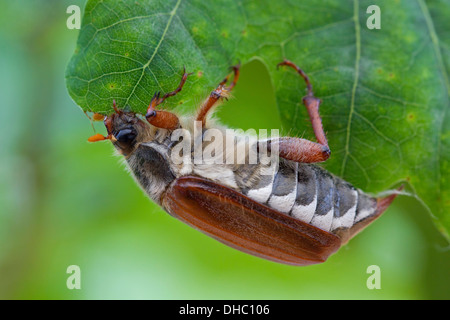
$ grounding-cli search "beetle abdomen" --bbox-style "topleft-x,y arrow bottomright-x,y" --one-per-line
240,160 -> 378,241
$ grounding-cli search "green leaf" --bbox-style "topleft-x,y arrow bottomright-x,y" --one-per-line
66,0 -> 450,239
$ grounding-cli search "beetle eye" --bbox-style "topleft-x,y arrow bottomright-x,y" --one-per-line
115,128 -> 137,143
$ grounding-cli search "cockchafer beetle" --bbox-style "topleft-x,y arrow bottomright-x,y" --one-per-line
88,60 -> 399,266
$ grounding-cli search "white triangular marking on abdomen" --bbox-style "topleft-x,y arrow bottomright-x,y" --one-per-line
310,207 -> 334,232
355,207 -> 375,223
247,162 -> 278,204
247,183 -> 273,203
331,189 -> 358,232
291,194 -> 317,224
269,189 -> 296,214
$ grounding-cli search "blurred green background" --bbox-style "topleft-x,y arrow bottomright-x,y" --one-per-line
1,0 -> 449,300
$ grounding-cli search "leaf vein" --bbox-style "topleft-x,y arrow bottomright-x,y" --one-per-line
123,0 -> 183,107
341,0 -> 361,177
417,0 -> 450,200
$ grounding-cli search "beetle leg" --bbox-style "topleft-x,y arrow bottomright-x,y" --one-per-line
196,63 -> 240,126
272,60 -> 330,163
223,63 -> 240,91
268,137 -> 330,163
145,68 -> 190,130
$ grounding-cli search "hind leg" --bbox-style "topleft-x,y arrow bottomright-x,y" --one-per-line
269,60 -> 330,163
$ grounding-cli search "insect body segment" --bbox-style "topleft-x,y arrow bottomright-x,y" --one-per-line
242,160 -> 380,245
88,60 -> 398,265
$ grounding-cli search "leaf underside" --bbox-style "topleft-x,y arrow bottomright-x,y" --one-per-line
66,0 -> 450,239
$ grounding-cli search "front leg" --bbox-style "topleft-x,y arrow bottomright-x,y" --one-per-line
196,63 -> 240,126
271,60 -> 330,163
145,69 -> 190,130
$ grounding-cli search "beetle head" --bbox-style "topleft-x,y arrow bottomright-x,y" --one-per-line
88,101 -> 149,156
